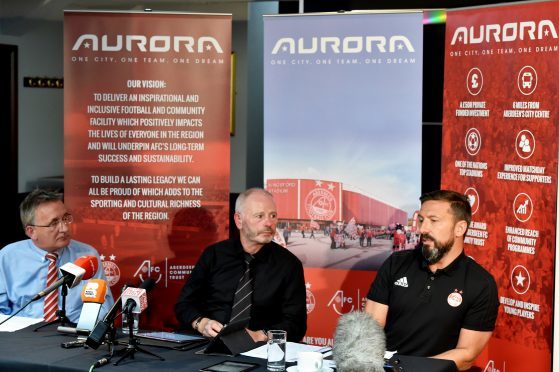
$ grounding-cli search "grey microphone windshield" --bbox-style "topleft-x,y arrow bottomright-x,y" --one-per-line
333,311 -> 386,372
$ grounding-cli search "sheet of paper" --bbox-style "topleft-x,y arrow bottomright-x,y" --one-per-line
385,350 -> 397,359
323,360 -> 336,368
242,342 -> 333,362
0,314 -> 43,332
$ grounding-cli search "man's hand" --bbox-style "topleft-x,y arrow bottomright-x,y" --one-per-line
198,318 -> 224,338
246,329 -> 268,342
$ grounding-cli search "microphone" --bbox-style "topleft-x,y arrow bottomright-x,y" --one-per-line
31,255 -> 98,301
333,311 -> 386,372
121,287 -> 148,315
86,278 -> 155,349
75,279 -> 108,333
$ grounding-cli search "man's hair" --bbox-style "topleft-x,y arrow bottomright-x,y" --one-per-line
234,188 -> 274,214
20,189 -> 64,228
419,189 -> 472,227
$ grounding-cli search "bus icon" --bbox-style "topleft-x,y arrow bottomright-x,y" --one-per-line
522,72 -> 533,89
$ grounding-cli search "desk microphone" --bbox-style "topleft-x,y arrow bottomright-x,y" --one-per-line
333,311 -> 386,372
0,256 -> 99,328
76,279 -> 108,333
31,255 -> 98,301
86,278 -> 155,349
121,286 -> 148,314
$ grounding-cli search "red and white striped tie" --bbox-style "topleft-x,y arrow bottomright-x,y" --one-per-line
43,253 -> 59,322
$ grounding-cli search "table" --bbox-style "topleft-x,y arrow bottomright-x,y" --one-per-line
0,324 -> 456,371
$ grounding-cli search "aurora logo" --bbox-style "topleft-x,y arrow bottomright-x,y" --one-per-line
72,34 -> 224,53
271,35 -> 415,55
451,20 -> 558,45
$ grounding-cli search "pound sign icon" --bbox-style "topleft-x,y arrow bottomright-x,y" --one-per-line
471,73 -> 479,89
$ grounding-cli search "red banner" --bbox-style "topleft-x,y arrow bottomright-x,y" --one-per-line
303,268 -> 375,347
64,11 -> 231,329
443,3 -> 558,370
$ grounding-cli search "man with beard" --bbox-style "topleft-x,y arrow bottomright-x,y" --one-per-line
365,190 -> 498,371
175,188 -> 307,342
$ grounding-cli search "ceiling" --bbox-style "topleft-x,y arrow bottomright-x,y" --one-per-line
0,0 -> 260,22
1,0 -> 526,24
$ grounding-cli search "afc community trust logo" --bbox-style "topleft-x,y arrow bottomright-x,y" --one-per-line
304,181 -> 337,221
484,359 -> 505,372
306,285 -> 368,316
327,289 -> 366,315
103,256 -> 195,288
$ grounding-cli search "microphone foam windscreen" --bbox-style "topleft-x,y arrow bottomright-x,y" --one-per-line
74,256 -> 99,279
81,279 -> 107,303
139,277 -> 156,291
333,311 -> 386,372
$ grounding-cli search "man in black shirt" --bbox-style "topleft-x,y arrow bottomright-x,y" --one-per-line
175,188 -> 307,342
365,190 -> 498,371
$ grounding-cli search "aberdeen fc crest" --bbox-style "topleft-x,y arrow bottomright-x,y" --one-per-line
306,282 -> 316,314
305,187 -> 336,221
100,254 -> 120,287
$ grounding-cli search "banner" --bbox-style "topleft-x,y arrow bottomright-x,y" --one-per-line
263,12 -> 423,345
64,11 -> 231,329
443,3 -> 558,370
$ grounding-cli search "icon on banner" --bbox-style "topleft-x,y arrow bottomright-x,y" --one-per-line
305,283 -> 316,314
515,129 -> 535,159
517,66 -> 537,95
464,187 -> 479,215
133,259 -> 163,284
511,264 -> 530,295
327,289 -> 364,315
513,193 -> 533,223
100,254 -> 120,287
467,67 -> 483,96
484,360 -> 504,372
465,128 -> 481,156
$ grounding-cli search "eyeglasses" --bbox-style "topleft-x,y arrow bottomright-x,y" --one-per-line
29,214 -> 74,231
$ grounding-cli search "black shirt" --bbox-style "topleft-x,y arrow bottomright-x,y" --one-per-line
175,238 -> 307,342
367,247 -> 499,357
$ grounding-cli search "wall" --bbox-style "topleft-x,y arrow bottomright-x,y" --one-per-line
0,19 -> 63,192
231,21 -> 248,193
246,1 -> 279,188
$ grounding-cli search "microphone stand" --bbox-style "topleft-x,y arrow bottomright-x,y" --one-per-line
112,306 -> 164,366
104,319 -> 118,355
34,283 -> 72,332
90,320 -> 124,368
